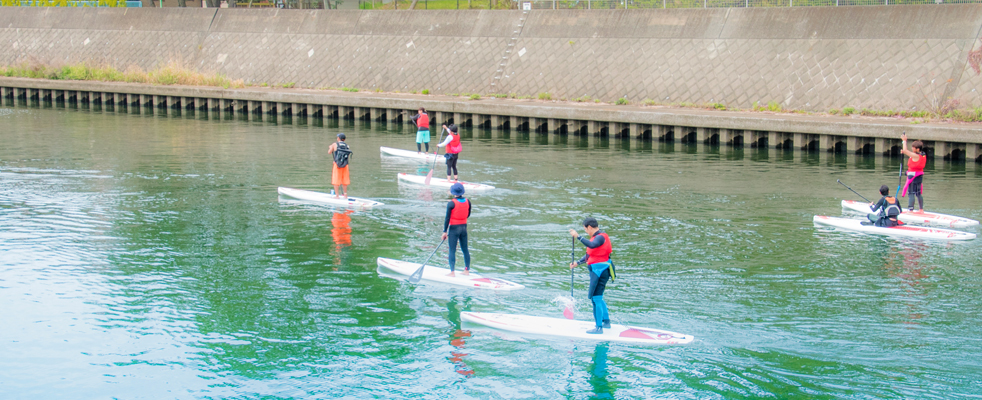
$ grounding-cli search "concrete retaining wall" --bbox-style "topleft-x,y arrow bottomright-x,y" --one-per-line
3,6 -> 982,112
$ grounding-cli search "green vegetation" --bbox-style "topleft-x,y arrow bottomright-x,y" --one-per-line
615,97 -> 629,105
281,82 -> 296,88
0,0 -> 125,6
711,102 -> 726,110
341,87 -> 359,92
421,89 -> 430,95
842,107 -> 856,115
469,94 -> 481,100
753,101 -> 782,112
537,92 -> 552,101
573,95 -> 591,102
0,62 -> 244,89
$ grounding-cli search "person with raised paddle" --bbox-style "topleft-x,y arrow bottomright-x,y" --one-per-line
864,185 -> 902,227
412,107 -> 431,154
436,123 -> 462,182
899,133 -> 927,213
328,133 -> 352,199
442,183 -> 471,277
569,217 -> 615,335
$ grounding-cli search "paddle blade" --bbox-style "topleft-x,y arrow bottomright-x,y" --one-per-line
563,305 -> 574,320
553,295 -> 576,320
424,169 -> 433,185
408,264 -> 425,284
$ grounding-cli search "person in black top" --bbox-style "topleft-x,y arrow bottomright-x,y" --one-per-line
865,185 -> 902,227
442,183 -> 471,277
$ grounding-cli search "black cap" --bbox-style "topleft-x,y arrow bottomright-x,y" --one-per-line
337,133 -> 346,140
582,217 -> 598,228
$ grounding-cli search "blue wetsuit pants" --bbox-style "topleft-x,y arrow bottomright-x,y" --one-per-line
588,262 -> 611,328
447,224 -> 470,272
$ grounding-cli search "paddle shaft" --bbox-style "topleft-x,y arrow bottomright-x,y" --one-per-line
408,238 -> 446,284
837,179 -> 872,203
570,236 -> 575,298
424,126 -> 448,184
896,132 -> 906,198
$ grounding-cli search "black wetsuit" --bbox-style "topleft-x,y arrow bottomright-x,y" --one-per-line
446,153 -> 459,177
443,198 -> 472,272
868,196 -> 901,227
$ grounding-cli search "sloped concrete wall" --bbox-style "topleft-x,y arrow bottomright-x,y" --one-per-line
2,6 -> 982,112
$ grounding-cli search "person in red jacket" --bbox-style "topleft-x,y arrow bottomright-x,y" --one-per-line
900,133 -> 927,212
569,217 -> 613,334
437,124 -> 462,182
442,183 -> 471,277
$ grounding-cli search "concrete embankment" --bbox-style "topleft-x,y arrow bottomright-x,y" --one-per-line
4,6 -> 982,114
3,77 -> 981,162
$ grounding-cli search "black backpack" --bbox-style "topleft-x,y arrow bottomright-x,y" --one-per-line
334,142 -> 352,168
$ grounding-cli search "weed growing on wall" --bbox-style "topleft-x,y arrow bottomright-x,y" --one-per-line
0,61 -> 244,89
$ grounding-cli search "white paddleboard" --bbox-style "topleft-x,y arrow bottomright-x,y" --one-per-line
841,200 -> 979,228
396,173 -> 495,191
813,215 -> 976,241
461,312 -> 694,345
277,187 -> 384,208
376,257 -> 524,291
380,146 -> 442,162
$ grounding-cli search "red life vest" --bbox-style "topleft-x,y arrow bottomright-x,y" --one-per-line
417,113 -> 430,129
447,133 -> 462,154
908,152 -> 926,173
449,198 -> 469,225
585,232 -> 612,265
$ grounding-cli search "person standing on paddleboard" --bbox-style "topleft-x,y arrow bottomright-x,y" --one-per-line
865,185 -> 902,227
328,133 -> 352,199
412,107 -> 431,154
437,123 -> 462,182
900,133 -> 927,212
442,183 -> 471,277
569,217 -> 615,335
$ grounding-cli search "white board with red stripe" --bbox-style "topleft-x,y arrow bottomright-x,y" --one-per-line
460,312 -> 694,345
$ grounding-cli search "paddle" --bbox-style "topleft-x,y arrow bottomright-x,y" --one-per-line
896,131 -> 906,198
837,179 -> 872,203
563,236 -> 575,320
424,125 -> 447,185
408,238 -> 446,284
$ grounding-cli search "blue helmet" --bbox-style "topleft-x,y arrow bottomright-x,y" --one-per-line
450,183 -> 465,196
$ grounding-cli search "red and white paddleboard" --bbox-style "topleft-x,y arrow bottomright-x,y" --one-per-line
376,257 -> 524,291
841,200 -> 979,228
813,215 -> 976,241
460,312 -> 694,345
396,173 -> 495,191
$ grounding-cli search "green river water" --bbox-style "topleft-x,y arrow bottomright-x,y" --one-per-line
1,102 -> 981,399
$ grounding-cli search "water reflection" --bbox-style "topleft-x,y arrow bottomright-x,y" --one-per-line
882,243 -> 930,325
447,297 -> 474,379
588,343 -> 614,399
331,210 -> 353,268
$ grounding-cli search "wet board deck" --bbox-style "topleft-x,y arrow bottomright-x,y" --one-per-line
460,312 -> 694,345
396,173 -> 495,191
277,187 -> 384,208
841,200 -> 979,228
376,257 -> 524,291
379,146 -> 442,162
813,215 -> 976,241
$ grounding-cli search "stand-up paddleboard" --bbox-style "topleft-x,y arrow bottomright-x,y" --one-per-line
380,146 -> 442,162
376,257 -> 524,291
461,312 -> 694,345
397,173 -> 495,191
813,215 -> 976,241
277,187 -> 384,208
841,200 -> 979,228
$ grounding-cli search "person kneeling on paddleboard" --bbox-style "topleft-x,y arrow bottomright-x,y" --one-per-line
437,124 -> 462,182
569,217 -> 615,335
442,183 -> 471,277
865,185 -> 902,227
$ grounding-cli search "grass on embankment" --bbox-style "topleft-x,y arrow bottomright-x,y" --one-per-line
0,62 -> 245,89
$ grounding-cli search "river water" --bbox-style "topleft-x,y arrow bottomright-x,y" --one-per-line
2,103 -> 981,399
